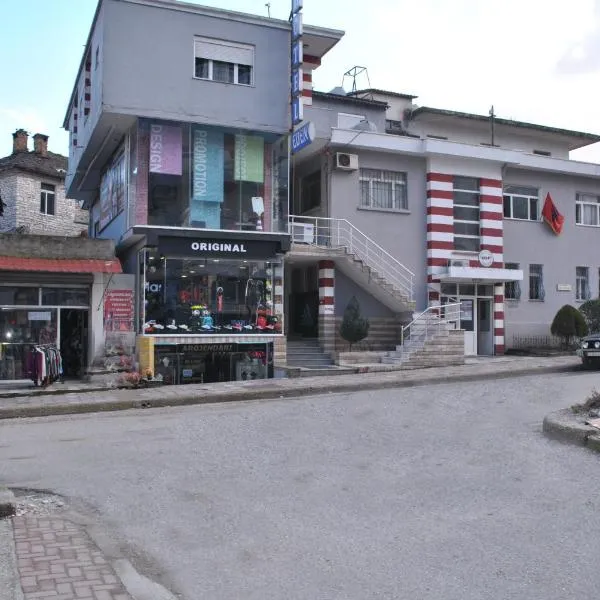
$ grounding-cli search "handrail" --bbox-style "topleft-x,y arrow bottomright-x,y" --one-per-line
289,215 -> 415,301
401,302 -> 461,347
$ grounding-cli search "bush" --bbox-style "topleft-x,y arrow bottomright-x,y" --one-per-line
550,304 -> 588,349
579,299 -> 600,334
339,296 -> 369,351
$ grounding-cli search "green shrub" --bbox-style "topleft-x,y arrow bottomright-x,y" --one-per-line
551,304 -> 588,349
579,299 -> 600,334
339,296 -> 369,351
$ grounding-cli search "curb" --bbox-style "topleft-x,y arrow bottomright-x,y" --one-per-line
543,408 -> 600,451
0,361 -> 579,421
0,488 -> 16,519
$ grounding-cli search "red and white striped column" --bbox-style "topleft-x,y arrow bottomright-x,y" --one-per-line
318,260 -> 335,354
479,178 -> 504,267
494,284 -> 505,355
426,173 -> 454,305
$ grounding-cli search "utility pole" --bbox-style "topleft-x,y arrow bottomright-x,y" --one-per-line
489,105 -> 496,147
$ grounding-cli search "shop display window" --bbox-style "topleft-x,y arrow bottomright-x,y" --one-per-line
141,120 -> 288,233
142,250 -> 283,335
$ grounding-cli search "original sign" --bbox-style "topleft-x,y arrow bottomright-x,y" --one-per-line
158,236 -> 284,259
478,249 -> 494,268
291,121 -> 316,154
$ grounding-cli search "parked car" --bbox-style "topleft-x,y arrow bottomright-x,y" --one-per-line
578,334 -> 600,367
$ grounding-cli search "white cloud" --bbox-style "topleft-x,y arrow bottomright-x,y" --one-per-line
556,0 -> 600,74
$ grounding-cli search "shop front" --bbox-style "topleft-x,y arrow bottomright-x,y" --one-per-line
129,228 -> 288,384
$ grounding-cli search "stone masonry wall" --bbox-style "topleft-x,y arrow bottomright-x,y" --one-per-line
2,171 -> 88,236
0,172 -> 18,232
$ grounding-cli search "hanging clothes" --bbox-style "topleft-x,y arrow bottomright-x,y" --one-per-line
25,345 -> 63,387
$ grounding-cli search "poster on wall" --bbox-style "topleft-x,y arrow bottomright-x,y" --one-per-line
191,128 -> 224,228
149,123 -> 182,175
99,152 -> 126,230
104,289 -> 135,368
234,134 -> 264,183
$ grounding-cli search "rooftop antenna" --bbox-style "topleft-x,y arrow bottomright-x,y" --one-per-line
342,66 -> 371,95
265,2 -> 271,17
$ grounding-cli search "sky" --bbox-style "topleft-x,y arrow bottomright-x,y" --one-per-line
1,0 -> 599,162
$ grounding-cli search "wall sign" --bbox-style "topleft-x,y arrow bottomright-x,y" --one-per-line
478,249 -> 494,268
158,236 -> 284,259
149,124 -> 182,175
192,128 -> 224,204
28,311 -> 51,321
234,135 -> 264,183
557,284 -> 572,292
99,151 -> 126,231
292,121 -> 316,153
290,0 -> 304,129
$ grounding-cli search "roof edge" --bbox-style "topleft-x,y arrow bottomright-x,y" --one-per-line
350,88 -> 418,100
312,91 -> 388,108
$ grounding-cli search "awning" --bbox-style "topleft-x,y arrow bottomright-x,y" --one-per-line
438,265 -> 523,283
0,257 -> 122,274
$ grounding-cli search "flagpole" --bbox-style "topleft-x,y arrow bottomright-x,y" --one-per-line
489,105 -> 495,147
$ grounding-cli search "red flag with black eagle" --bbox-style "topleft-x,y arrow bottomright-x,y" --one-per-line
541,193 -> 564,235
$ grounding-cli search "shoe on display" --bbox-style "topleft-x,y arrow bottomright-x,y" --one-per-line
153,323 -> 165,330
178,324 -> 190,331
224,325 -> 233,330
243,324 -> 253,330
167,323 -> 178,330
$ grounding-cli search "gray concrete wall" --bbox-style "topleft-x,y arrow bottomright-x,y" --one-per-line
329,150 -> 428,310
335,271 -> 394,318
503,167 -> 600,344
102,0 -> 290,133
0,233 -> 116,260
306,98 -> 387,138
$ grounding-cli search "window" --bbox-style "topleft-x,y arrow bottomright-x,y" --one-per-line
575,193 -> 600,227
529,264 -> 544,301
94,46 -> 99,70
505,263 -> 521,300
359,169 -> 407,211
503,185 -> 538,221
576,266 -> 590,301
40,183 -> 55,215
453,176 -> 480,252
298,170 -> 321,213
194,38 -> 254,86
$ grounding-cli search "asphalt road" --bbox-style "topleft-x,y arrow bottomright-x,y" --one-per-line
1,370 -> 600,600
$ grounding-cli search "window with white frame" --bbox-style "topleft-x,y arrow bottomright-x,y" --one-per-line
503,185 -> 538,221
40,183 -> 55,216
359,168 -> 407,211
529,264 -> 544,301
575,193 -> 600,227
576,266 -> 590,301
453,176 -> 480,252
194,37 -> 254,85
505,263 -> 521,300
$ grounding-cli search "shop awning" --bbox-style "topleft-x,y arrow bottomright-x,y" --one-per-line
0,257 -> 122,274
438,265 -> 523,283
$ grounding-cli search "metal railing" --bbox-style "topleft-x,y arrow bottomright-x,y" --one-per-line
401,303 -> 462,348
289,215 -> 415,301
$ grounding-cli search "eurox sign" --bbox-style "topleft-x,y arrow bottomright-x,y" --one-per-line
290,0 -> 314,154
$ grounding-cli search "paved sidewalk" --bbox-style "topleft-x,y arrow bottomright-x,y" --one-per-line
12,514 -> 132,600
0,355 -> 581,420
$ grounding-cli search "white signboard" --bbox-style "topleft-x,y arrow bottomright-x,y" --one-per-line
28,311 -> 51,321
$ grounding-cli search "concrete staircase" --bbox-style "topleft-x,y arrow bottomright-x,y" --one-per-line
286,338 -> 335,369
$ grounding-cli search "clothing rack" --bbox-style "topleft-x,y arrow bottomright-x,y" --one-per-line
26,344 -> 63,388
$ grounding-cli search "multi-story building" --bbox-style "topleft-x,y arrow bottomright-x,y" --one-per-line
63,0 -> 342,382
0,130 -> 88,235
288,87 -> 600,360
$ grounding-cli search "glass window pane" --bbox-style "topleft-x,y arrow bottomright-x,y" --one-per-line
504,185 -> 537,196
195,57 -> 209,78
454,176 -> 479,191
238,64 -> 252,85
582,204 -> 598,225
529,198 -> 538,220
454,206 -> 479,221
440,283 -> 457,296
503,196 -> 511,217
460,284 -> 476,296
512,196 -> 528,220
454,222 -> 480,236
41,288 -> 89,306
454,191 -> 479,206
212,61 -> 234,83
0,308 -> 56,344
0,287 -> 38,305
454,236 -> 480,251
360,180 -> 370,207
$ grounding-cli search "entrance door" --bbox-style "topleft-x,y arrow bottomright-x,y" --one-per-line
460,298 -> 476,355
477,298 -> 493,355
59,309 -> 89,378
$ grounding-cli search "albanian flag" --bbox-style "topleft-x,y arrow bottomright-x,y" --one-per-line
542,193 -> 564,235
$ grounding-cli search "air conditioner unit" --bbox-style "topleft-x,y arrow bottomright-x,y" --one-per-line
449,259 -> 469,268
291,222 -> 315,244
335,152 -> 359,171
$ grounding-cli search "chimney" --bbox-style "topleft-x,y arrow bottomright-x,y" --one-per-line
12,129 -> 28,154
33,133 -> 49,157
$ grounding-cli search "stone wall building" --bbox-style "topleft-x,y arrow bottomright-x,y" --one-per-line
0,129 -> 88,236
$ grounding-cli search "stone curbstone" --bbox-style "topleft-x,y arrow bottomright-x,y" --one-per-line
0,487 -> 16,519
0,362 -> 579,421
542,408 -> 598,446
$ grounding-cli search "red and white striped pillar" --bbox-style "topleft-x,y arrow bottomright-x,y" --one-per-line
494,284 -> 505,355
426,173 -> 454,305
318,260 -> 335,353
479,178 -> 504,267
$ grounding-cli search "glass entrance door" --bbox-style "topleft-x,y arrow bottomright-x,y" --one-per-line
460,298 -> 476,355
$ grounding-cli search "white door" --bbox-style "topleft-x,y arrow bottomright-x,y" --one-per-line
460,298 -> 476,355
